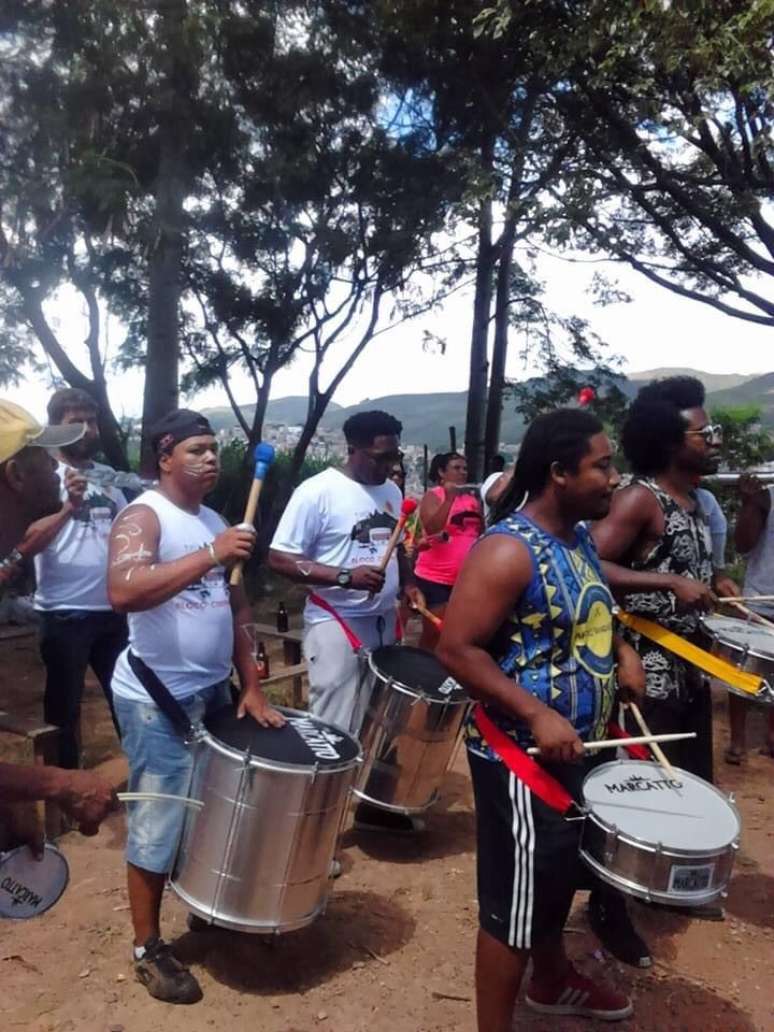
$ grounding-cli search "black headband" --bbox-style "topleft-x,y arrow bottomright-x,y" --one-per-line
150,409 -> 215,456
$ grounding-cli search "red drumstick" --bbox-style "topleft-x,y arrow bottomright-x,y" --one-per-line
412,599 -> 444,629
378,498 -> 418,574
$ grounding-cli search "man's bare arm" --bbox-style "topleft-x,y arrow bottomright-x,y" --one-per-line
108,505 -> 256,613
593,486 -> 678,594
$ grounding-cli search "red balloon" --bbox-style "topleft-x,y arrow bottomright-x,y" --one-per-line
578,387 -> 596,407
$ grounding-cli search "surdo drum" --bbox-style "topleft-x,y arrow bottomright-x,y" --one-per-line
0,843 -> 69,920
701,614 -> 774,704
354,645 -> 469,814
579,760 -> 740,906
170,705 -> 361,933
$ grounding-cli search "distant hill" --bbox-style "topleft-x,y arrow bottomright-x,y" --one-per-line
629,367 -> 754,394
202,367 -> 771,444
705,372 -> 774,427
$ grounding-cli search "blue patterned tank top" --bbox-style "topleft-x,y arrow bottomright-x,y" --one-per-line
465,512 -> 616,760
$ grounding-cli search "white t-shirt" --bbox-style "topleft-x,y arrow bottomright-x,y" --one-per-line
743,485 -> 774,617
111,490 -> 233,702
271,467 -> 402,624
480,472 -> 504,521
34,461 -> 127,611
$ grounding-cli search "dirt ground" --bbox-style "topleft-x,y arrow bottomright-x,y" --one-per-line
2,623 -> 774,1032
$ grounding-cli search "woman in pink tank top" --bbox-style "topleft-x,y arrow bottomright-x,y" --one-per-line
415,451 -> 483,649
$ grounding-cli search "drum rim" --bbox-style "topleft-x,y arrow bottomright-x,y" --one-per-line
202,705 -> 363,774
366,649 -> 469,705
700,614 -> 774,661
0,842 -> 70,918
581,759 -> 741,853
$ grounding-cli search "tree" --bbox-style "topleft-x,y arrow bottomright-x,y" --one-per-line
478,1 -> 774,327
181,3 -> 461,497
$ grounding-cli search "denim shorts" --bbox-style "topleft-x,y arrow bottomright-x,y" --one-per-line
114,682 -> 232,874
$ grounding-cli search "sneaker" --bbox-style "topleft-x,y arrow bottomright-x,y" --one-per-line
526,967 -> 633,1021
353,801 -> 425,836
134,937 -> 203,1004
329,858 -> 343,879
589,890 -> 652,968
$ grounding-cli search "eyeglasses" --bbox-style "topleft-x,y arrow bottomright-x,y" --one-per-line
685,424 -> 723,445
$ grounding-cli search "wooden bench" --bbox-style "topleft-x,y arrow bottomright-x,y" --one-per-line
0,709 -> 63,839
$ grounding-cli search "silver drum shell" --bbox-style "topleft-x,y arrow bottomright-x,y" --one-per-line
700,616 -> 774,703
579,785 -> 740,907
353,654 -> 469,814
170,720 -> 361,934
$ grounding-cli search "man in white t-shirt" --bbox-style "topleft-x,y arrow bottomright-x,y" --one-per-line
269,411 -> 424,831
0,399 -> 117,849
107,409 -> 282,1005
19,388 -> 128,768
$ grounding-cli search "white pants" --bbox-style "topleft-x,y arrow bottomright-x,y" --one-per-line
303,613 -> 397,734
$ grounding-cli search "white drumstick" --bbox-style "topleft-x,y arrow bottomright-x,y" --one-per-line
118,792 -> 204,810
526,731 -> 696,756
626,702 -> 677,778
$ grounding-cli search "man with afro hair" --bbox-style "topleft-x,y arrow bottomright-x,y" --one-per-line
592,376 -> 739,935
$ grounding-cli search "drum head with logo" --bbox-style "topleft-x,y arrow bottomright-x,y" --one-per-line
369,645 -> 468,703
205,705 -> 360,768
582,760 -> 740,851
0,842 -> 69,919
703,614 -> 774,659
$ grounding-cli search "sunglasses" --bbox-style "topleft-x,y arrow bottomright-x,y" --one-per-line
685,424 -> 723,444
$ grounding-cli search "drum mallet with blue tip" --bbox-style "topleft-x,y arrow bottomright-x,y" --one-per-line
230,442 -> 276,586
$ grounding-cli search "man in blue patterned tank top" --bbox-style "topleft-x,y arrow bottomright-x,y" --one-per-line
439,410 -> 646,1032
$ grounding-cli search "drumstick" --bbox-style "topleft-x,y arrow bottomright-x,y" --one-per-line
411,599 -> 443,629
526,731 -> 696,756
118,792 -> 204,810
717,594 -> 774,604
726,599 -> 774,630
230,442 -> 275,586
626,702 -> 676,778
377,498 -> 418,574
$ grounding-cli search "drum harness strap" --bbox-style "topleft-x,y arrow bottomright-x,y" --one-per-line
307,592 -> 404,649
127,651 -> 207,745
473,706 -> 650,820
615,609 -> 768,699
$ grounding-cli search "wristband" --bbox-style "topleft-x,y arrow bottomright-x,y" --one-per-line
0,548 -> 23,569
206,541 -> 218,566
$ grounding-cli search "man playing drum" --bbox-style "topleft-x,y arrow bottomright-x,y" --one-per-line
269,410 -> 425,834
592,377 -> 739,939
0,400 -> 117,846
107,409 -> 283,1005
439,409 -> 646,1031
726,474 -> 774,762
592,376 -> 739,781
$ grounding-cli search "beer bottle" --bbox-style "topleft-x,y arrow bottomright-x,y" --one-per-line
256,641 -> 270,679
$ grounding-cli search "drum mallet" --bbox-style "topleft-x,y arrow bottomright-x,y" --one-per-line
626,702 -> 676,778
378,498 -> 418,574
411,599 -> 444,630
230,442 -> 276,586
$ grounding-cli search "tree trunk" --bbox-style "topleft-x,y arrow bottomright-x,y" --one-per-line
463,192 -> 495,481
140,0 -> 190,472
484,209 -> 518,472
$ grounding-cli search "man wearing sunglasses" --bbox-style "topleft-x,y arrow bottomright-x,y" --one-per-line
589,376 -> 739,959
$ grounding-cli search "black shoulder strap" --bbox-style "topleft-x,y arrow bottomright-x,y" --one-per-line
127,650 -> 199,742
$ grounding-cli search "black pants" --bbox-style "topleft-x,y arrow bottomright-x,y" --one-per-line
39,610 -> 128,768
624,676 -> 714,784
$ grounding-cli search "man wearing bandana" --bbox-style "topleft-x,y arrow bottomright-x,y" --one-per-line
107,409 -> 283,1005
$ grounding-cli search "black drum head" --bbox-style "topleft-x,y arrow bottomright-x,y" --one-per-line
205,705 -> 360,766
370,645 -> 468,702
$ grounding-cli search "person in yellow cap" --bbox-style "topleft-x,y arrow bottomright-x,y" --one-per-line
0,399 -> 117,847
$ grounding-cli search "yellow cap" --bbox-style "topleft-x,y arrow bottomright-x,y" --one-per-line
0,399 -> 86,465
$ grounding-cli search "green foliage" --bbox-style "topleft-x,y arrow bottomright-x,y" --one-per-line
710,404 -> 774,471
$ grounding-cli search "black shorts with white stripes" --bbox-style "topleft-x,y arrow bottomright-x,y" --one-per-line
468,748 -> 595,951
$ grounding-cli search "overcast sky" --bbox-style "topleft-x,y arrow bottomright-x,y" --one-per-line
5,249 -> 769,425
